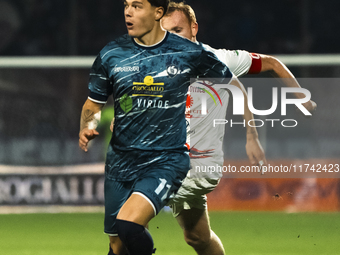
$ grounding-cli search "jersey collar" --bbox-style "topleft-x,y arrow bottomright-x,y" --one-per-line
132,31 -> 169,50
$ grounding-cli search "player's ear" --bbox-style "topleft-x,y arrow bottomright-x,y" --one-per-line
155,7 -> 164,21
192,22 -> 198,37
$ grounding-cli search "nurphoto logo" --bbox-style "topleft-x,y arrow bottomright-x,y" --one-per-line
189,79 -> 312,128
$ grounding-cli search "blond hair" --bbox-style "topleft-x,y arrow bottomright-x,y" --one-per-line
165,2 -> 197,24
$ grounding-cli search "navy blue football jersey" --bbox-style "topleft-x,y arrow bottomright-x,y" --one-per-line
88,32 -> 232,180
89,32 -> 231,151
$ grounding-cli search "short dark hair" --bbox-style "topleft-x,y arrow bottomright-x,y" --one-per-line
147,0 -> 169,17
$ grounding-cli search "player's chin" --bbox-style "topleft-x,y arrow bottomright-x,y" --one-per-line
127,28 -> 146,39
127,29 -> 138,37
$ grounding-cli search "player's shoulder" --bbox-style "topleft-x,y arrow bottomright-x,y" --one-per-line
99,34 -> 133,60
201,43 -> 216,53
166,32 -> 203,52
202,44 -> 249,58
223,50 -> 251,60
200,43 -> 229,64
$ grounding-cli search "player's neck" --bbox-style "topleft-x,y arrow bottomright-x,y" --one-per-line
134,24 -> 166,46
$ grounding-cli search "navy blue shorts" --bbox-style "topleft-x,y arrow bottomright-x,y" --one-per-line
104,151 -> 189,235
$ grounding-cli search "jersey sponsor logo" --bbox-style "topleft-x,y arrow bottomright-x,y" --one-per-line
166,65 -> 179,78
132,76 -> 164,97
185,81 -> 221,118
185,94 -> 196,119
136,98 -> 169,109
113,66 -> 140,73
120,94 -> 133,113
119,95 -> 169,114
186,94 -> 194,108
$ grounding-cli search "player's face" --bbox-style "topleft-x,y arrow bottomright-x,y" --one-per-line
124,0 -> 159,38
161,11 -> 195,41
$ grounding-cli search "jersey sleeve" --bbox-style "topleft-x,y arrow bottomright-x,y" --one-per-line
222,50 -> 262,76
222,50 -> 252,77
88,55 -> 112,104
195,45 -> 233,82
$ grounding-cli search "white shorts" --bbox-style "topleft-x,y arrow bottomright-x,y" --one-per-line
168,174 -> 220,217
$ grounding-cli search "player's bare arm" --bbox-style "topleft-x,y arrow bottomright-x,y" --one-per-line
110,118 -> 115,132
79,99 -> 104,152
230,77 -> 267,167
259,54 -> 317,113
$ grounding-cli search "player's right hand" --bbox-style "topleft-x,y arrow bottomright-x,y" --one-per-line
79,128 -> 99,152
245,134 -> 267,171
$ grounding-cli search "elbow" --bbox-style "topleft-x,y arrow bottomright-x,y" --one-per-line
261,55 -> 291,78
269,56 -> 284,73
261,55 -> 280,72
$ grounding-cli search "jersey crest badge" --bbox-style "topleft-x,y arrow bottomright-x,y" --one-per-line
166,65 -> 179,78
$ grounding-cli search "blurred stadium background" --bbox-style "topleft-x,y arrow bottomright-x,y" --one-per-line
0,0 -> 339,254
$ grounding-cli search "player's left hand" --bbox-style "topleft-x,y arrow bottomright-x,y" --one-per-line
245,134 -> 267,169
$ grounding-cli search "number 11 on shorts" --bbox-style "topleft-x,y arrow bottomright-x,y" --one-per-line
155,178 -> 171,201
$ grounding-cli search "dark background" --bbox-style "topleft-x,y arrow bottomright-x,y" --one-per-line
0,0 -> 339,56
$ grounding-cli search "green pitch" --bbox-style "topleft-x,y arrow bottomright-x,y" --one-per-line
0,211 -> 339,255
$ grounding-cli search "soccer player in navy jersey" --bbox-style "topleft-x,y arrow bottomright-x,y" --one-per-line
160,2 -> 317,255
78,1 -> 262,255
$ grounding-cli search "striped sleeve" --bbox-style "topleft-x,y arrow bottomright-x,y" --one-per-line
195,45 -> 233,83
88,55 -> 112,104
